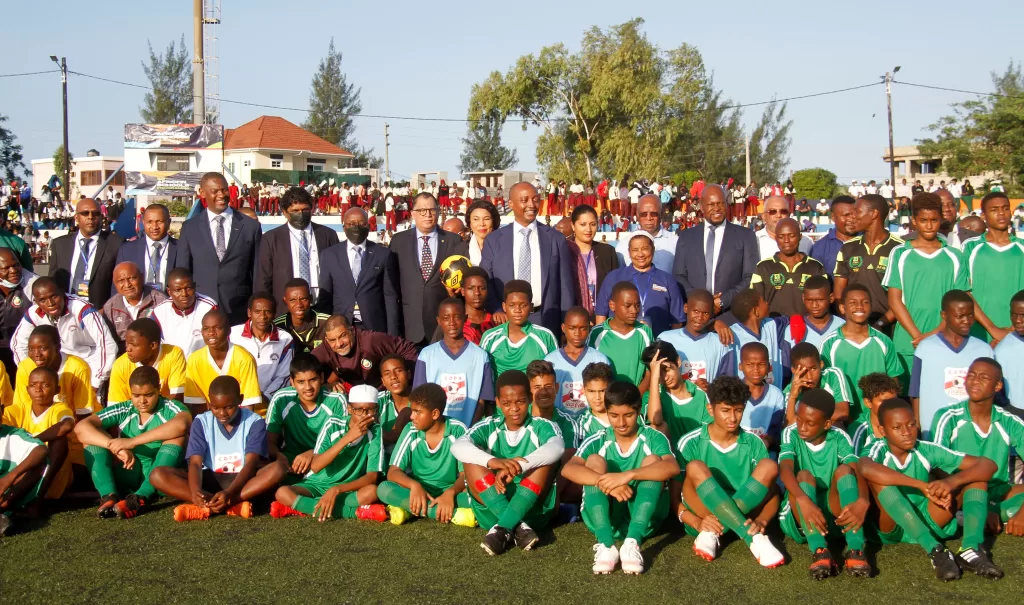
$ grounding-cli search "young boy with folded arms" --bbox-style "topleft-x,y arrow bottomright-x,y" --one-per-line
2,367 -> 74,499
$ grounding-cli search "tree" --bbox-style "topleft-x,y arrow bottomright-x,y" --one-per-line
140,36 -> 193,124
0,114 -> 28,181
459,112 -> 519,174
747,99 -> 792,185
791,168 -> 838,200
349,145 -> 384,170
52,144 -> 74,190
303,38 -> 362,151
919,61 -> 1024,192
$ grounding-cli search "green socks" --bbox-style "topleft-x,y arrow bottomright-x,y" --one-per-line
496,478 -> 541,529
474,475 -> 509,520
733,477 -> 768,515
696,477 -> 754,545
798,480 -> 827,551
84,445 -> 117,498
961,487 -> 988,550
877,486 -> 939,552
583,485 -> 615,547
999,491 -> 1024,522
377,481 -> 445,520
626,481 -> 662,543
293,492 -> 361,518
836,473 -> 865,550
136,443 -> 183,500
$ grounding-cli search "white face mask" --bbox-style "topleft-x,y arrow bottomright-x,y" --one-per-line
0,277 -> 19,289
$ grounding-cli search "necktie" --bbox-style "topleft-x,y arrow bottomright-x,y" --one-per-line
420,236 -> 433,281
705,225 -> 716,293
214,215 -> 226,261
299,231 -> 311,285
518,228 -> 532,282
148,242 -> 163,284
351,245 -> 363,283
72,238 -> 91,292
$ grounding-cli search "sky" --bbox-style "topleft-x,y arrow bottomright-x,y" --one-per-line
3,0 -> 1021,189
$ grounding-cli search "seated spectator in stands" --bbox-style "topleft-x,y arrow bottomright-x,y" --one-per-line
102,262 -> 168,348
152,268 -> 217,358
230,292 -> 294,406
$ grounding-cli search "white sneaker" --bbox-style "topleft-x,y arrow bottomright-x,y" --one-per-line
620,538 -> 644,574
693,531 -> 719,561
592,543 -> 619,574
749,533 -> 785,568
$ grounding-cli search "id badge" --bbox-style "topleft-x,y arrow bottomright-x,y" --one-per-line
77,280 -> 90,297
146,282 -> 164,293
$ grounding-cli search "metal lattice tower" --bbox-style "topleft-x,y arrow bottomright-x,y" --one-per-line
203,0 -> 221,122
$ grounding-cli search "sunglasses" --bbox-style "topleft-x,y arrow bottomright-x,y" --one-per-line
766,208 -> 790,216
638,212 -> 659,218
78,211 -> 102,217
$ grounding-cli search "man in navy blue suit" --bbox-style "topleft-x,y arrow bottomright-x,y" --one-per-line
114,203 -> 177,295
479,182 -> 575,336
174,172 -> 262,325
672,184 -> 759,316
318,207 -> 400,336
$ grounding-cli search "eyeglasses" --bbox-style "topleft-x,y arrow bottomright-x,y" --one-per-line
413,208 -> 438,216
766,208 -> 791,216
638,212 -> 659,218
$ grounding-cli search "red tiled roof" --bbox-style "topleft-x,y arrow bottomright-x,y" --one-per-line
224,116 -> 354,156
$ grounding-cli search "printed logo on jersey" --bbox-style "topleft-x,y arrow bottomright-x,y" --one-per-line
214,452 -> 244,473
848,256 -> 863,270
560,380 -> 586,413
944,366 -> 969,400
360,358 -> 373,370
681,360 -> 707,382
877,256 -> 888,271
440,373 -> 467,405
798,274 -> 811,289
769,273 -> 785,288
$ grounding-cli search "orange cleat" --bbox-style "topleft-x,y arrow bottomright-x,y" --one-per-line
270,501 -> 307,519
114,495 -> 146,520
355,503 -> 388,522
174,504 -> 210,522
226,501 -> 253,519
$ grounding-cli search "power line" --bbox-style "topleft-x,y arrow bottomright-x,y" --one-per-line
893,80 -> 1024,100
0,70 -> 60,78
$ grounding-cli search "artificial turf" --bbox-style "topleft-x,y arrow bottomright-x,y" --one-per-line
1,500 -> 1022,605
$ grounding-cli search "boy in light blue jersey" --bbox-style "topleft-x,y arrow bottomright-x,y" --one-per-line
738,342 -> 786,451
909,290 -> 993,439
544,306 -> 610,418
782,276 -> 845,352
657,289 -> 733,390
719,289 -> 790,387
413,298 -> 495,427
994,291 -> 1024,408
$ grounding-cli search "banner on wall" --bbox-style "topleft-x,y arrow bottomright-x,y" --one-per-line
124,171 -> 204,196
124,124 -> 224,149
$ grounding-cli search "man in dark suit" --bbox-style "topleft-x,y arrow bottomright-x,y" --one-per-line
318,207 -> 399,336
388,192 -> 462,347
480,182 -> 575,335
672,184 -> 759,315
254,187 -> 339,315
175,172 -> 262,325
48,197 -> 122,309
114,203 -> 177,294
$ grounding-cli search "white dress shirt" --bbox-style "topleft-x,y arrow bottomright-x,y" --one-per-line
144,236 -> 170,286
286,223 -> 320,296
68,232 -> 98,289
207,207 -> 233,251
468,236 -> 484,266
756,229 -> 813,261
347,241 -> 366,322
702,220 -> 726,293
415,228 -> 439,268
511,221 -> 542,307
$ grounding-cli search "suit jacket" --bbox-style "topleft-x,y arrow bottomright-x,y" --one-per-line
388,227 -> 463,344
175,209 -> 262,325
318,239 -> 400,336
113,235 -> 179,294
49,230 -> 123,309
672,222 -> 758,310
254,222 -> 339,315
591,241 -> 620,298
479,221 -> 575,335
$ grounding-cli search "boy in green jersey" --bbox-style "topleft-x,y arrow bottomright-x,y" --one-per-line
479,280 -> 558,377
266,354 -> 348,482
849,373 -> 901,455
784,342 -> 852,425
76,366 -> 190,519
377,383 -> 476,527
931,358 -> 1024,537
453,370 -> 565,556
270,384 -> 387,522
642,341 -> 710,444
675,376 -> 785,568
562,381 -> 680,575
377,354 -> 412,453
883,193 -> 970,374
589,281 -> 653,388
577,362 -> 615,440
821,284 -> 904,421
860,398 -> 1002,581
962,192 -> 1024,342
526,360 -> 583,511
778,388 -> 871,579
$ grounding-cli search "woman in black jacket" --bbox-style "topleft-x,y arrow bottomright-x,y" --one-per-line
568,204 -> 620,317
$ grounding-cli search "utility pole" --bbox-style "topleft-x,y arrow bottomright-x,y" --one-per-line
50,56 -> 69,199
744,135 -> 751,186
884,66 -> 901,187
192,0 -> 206,124
384,122 -> 390,183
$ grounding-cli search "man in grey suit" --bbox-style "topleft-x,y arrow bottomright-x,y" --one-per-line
672,184 -> 759,315
175,172 -> 262,325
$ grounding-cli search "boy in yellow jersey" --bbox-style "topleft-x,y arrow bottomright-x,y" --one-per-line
0,363 -> 11,409
13,325 -> 97,417
108,318 -> 186,404
184,310 -> 262,416
2,367 -> 75,498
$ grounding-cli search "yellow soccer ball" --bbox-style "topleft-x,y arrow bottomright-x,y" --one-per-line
440,255 -> 472,290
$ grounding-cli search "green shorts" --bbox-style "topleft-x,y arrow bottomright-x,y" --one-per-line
292,477 -> 338,499
876,509 -> 957,545
471,478 -> 557,530
581,484 -> 669,541
778,493 -> 838,544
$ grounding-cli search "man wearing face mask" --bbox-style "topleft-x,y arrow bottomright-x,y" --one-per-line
0,247 -> 38,378
318,207 -> 400,336
255,187 -> 339,316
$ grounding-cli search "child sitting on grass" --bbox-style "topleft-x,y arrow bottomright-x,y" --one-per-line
2,367 -> 73,500
0,421 -> 48,537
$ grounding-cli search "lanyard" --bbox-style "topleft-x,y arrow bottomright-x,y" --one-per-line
582,250 -> 594,284
633,272 -> 655,315
78,238 -> 96,277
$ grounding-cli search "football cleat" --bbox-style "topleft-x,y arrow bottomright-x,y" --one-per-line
173,504 -> 210,522
226,501 -> 253,519
929,546 -> 961,582
355,503 -> 388,522
592,543 -> 619,574
451,507 -> 477,528
749,534 -> 785,568
957,547 -> 1003,580
269,501 -> 306,519
481,526 -> 512,556
693,531 -> 720,561
843,549 -> 872,578
388,505 -> 409,526
619,538 -> 645,575
114,494 -> 146,520
513,521 -> 540,551
809,547 -> 837,580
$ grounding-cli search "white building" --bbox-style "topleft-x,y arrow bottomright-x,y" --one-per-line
223,116 -> 356,186
462,169 -> 538,197
31,150 -> 124,199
